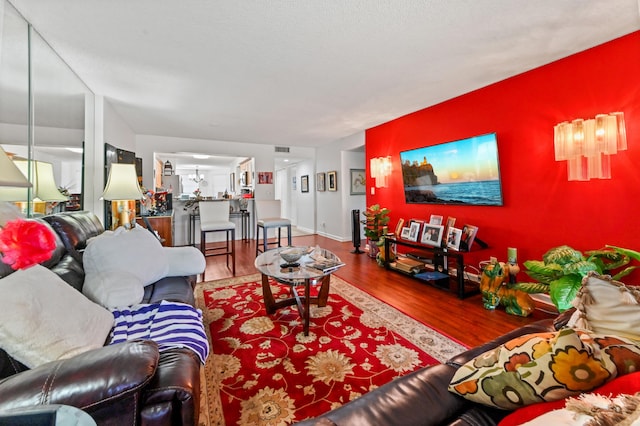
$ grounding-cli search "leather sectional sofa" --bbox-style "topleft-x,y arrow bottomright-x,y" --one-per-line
0,211 -> 203,425
295,313 -> 572,426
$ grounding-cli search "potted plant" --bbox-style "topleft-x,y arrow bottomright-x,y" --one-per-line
361,204 -> 390,258
512,245 -> 640,312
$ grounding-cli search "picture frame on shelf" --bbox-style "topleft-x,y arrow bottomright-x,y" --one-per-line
420,224 -> 444,247
350,169 -> 366,195
446,227 -> 463,250
460,224 -> 478,251
429,214 -> 443,225
316,172 -> 326,191
400,226 -> 412,240
327,171 -> 337,191
445,216 -> 456,234
301,175 -> 309,193
394,218 -> 405,238
407,222 -> 421,242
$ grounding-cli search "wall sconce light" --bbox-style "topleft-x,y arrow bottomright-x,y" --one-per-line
554,112 -> 627,181
370,156 -> 392,188
101,163 -> 144,230
163,160 -> 173,176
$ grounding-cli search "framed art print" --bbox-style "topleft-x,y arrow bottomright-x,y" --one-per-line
420,224 -> 444,247
407,222 -> 421,242
327,171 -> 337,191
316,172 -> 326,191
446,227 -> 463,250
301,175 -> 309,193
429,214 -> 443,225
350,169 -> 366,195
400,226 -> 411,240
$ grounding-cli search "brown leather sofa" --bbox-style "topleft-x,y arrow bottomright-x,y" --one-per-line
294,313 -> 572,426
0,211 -> 202,425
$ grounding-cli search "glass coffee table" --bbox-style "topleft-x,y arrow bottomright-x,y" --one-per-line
254,246 -> 344,335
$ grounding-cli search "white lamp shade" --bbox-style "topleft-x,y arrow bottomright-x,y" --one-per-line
0,159 -> 68,202
101,163 -> 144,201
0,146 -> 31,188
0,160 -> 30,201
34,161 -> 68,201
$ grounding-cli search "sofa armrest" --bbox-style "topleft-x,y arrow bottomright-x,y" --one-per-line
0,340 -> 159,418
164,246 -> 206,277
140,348 -> 202,426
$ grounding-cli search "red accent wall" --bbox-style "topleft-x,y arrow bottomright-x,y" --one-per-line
365,31 -> 640,271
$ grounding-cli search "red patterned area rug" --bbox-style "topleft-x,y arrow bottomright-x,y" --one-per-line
195,273 -> 467,426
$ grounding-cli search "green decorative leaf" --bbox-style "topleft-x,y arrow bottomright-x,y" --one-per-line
549,275 -> 582,313
612,265 -> 640,281
542,245 -> 583,266
606,245 -> 640,263
523,260 -> 563,284
562,260 -> 599,276
509,282 -> 550,294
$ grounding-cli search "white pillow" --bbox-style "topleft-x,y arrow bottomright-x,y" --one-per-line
164,246 -> 206,277
0,265 -> 114,368
84,226 -> 169,287
568,272 -> 640,342
83,270 -> 144,308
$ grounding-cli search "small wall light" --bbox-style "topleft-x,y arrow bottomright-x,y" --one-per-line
554,112 -> 627,181
370,156 -> 392,188
163,160 -> 173,176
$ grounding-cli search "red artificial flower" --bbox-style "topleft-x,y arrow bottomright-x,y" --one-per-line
0,219 -> 56,270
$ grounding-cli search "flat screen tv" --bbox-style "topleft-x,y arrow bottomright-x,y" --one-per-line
399,133 -> 503,206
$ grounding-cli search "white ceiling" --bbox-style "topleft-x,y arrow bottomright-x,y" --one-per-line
8,0 -> 640,151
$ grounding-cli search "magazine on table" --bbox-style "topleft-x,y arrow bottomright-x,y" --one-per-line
305,258 -> 345,273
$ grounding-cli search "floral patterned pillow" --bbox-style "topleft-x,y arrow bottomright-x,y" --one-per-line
448,328 -> 640,410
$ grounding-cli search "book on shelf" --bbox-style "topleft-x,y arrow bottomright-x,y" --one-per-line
306,259 -> 345,273
390,257 -> 425,274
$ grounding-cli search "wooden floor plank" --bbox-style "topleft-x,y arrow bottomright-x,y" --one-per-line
199,234 -> 554,348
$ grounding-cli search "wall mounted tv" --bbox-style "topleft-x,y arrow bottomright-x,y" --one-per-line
399,133 -> 503,206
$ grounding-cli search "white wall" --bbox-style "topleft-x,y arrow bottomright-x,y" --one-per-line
315,131 -> 366,242
104,100 -> 136,153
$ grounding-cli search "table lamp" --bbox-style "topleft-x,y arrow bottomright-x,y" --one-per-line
0,147 -> 31,188
101,163 -> 144,230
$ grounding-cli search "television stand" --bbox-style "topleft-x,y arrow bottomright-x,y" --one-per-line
383,237 -> 481,299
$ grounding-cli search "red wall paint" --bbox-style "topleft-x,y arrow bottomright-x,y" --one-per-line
366,31 -> 640,271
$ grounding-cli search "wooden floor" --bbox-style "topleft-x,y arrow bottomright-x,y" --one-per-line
199,234 -> 555,348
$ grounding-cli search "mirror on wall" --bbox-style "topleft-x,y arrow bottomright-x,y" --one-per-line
0,1 -> 93,216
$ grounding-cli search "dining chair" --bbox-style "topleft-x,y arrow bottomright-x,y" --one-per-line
199,201 -> 235,278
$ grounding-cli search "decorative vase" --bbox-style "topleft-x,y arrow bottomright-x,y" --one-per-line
368,239 -> 379,258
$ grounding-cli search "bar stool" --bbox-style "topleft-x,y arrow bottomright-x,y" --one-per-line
255,200 -> 292,255
199,201 -> 235,279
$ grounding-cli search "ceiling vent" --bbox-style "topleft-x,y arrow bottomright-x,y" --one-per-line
275,146 -> 290,153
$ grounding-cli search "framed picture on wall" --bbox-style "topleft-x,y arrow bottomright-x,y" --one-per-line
327,171 -> 337,191
317,172 -> 326,191
350,169 -> 366,195
301,175 -> 309,193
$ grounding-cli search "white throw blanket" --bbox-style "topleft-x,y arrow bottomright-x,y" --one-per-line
109,300 -> 209,364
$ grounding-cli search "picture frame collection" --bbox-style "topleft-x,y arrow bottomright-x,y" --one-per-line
301,171 -> 341,193
397,215 -> 478,251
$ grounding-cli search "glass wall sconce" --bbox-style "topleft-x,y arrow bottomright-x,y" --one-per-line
554,112 -> 627,181
370,156 -> 392,188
